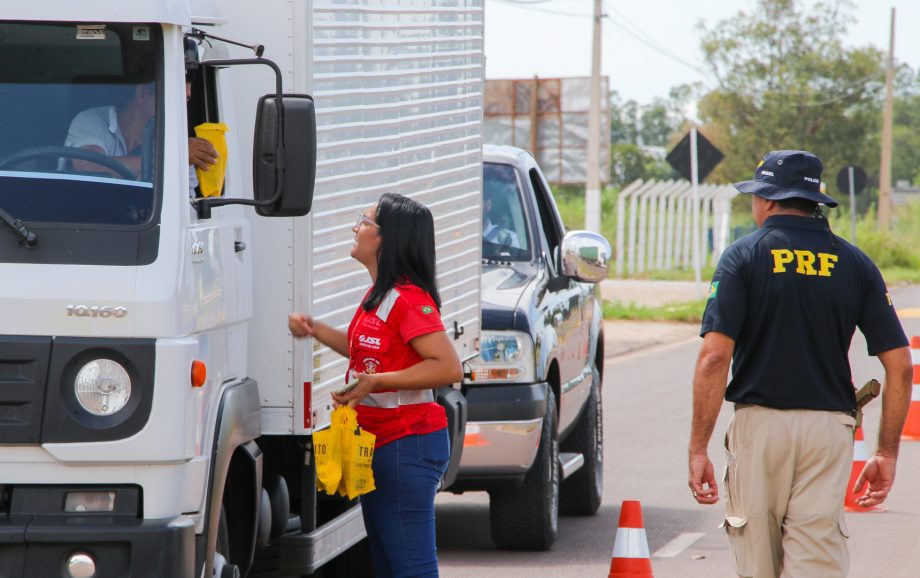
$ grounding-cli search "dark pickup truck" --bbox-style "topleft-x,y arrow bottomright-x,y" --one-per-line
451,144 -> 610,550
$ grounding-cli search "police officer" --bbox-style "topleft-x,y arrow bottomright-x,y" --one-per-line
687,150 -> 913,578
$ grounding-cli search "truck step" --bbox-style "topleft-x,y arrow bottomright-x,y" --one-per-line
559,452 -> 584,480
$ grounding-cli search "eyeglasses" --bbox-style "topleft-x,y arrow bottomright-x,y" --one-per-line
355,214 -> 380,229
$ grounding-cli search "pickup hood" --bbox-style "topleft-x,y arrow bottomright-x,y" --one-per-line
480,262 -> 539,333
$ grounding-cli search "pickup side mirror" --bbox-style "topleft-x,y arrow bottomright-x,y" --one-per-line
253,94 -> 316,217
560,230 -> 611,283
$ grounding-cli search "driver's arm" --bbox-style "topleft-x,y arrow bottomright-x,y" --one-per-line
71,145 -> 141,177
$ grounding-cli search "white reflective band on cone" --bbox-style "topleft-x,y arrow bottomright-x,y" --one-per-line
611,527 -> 651,558
912,385 -> 920,402
911,348 -> 920,365
853,438 -> 870,461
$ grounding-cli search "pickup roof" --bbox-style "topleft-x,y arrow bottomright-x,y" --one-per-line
452,144 -> 611,550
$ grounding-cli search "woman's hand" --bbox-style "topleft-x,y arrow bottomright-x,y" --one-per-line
288,313 -> 315,338
331,372 -> 381,408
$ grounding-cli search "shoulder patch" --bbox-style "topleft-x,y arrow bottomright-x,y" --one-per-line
421,305 -> 434,314
708,281 -> 719,300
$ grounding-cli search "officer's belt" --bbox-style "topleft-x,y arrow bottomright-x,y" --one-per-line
360,389 -> 434,408
734,402 -> 858,418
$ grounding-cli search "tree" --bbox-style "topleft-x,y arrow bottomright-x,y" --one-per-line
696,0 -> 886,188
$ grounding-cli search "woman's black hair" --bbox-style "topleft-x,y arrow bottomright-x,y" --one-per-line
363,193 -> 441,311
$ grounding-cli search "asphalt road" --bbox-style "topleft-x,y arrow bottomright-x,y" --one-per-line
437,285 -> 920,578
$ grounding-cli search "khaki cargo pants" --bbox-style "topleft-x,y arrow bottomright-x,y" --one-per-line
723,405 -> 855,578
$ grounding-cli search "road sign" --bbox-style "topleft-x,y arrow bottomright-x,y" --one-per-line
666,130 -> 723,182
836,165 -> 868,195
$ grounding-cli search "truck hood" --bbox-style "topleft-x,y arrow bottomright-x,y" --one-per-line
480,262 -> 539,332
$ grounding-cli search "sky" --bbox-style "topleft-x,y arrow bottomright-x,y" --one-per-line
483,0 -> 920,106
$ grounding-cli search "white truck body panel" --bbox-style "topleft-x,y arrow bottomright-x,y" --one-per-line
218,0 -> 484,435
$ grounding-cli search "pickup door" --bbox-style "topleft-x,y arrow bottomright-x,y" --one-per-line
524,159 -> 593,433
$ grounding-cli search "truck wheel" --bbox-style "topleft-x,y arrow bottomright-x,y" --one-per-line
215,506 -> 241,578
488,388 -> 559,551
560,362 -> 603,516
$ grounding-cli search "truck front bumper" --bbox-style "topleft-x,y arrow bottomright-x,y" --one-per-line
454,382 -> 547,485
0,515 -> 195,577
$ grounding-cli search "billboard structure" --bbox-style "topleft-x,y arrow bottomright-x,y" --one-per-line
484,77 -> 610,185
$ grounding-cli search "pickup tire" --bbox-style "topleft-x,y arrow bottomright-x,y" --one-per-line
559,362 -> 603,516
488,388 -> 559,551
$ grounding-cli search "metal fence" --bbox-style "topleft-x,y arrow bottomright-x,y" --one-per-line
614,179 -> 739,277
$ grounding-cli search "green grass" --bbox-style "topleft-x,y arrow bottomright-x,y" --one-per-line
602,299 -> 708,323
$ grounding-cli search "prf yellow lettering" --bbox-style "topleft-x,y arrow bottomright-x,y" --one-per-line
772,249 -> 837,277
794,250 -> 817,275
817,253 -> 838,277
772,249 -> 794,272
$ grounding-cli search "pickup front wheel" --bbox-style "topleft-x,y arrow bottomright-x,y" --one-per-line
488,388 -> 559,551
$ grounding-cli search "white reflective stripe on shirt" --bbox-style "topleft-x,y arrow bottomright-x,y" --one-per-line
360,389 -> 434,409
375,288 -> 401,323
611,527 -> 650,559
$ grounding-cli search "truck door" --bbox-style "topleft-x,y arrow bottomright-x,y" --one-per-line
526,165 -> 588,432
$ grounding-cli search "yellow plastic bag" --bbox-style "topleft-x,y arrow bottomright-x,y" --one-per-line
315,406 -> 376,499
193,122 -> 229,197
337,406 -> 376,500
313,422 -> 341,495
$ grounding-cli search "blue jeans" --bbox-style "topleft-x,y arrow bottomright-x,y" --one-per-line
360,429 -> 450,578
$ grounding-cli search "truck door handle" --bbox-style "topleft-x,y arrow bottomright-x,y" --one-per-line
234,241 -> 247,253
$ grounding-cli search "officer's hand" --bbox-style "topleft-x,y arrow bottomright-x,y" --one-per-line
688,452 -> 719,505
288,313 -> 315,338
188,137 -> 218,170
853,453 -> 897,508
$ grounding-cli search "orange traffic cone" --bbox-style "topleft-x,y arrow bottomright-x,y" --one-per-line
608,500 -> 654,578
844,426 -> 885,513
901,336 -> 920,440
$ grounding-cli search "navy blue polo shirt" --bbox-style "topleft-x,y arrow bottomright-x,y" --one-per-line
701,215 -> 908,411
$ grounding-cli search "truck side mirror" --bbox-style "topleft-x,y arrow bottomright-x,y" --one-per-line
253,94 -> 316,217
560,231 -> 611,283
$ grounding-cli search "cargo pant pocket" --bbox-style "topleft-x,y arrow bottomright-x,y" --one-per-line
720,516 -> 752,577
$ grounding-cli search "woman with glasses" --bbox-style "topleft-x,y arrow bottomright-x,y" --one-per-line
289,193 -> 462,578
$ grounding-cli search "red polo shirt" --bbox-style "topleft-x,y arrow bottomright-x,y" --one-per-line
347,283 -> 448,447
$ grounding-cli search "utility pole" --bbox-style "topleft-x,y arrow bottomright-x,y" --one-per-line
585,0 -> 603,233
878,7 -> 896,229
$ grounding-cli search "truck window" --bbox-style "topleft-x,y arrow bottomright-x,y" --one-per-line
0,23 -> 161,226
529,167 -> 564,272
483,162 -> 532,261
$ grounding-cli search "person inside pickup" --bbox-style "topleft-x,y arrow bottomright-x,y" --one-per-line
482,182 -> 526,257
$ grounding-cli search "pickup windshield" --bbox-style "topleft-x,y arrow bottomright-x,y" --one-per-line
0,22 -> 161,226
483,162 -> 532,261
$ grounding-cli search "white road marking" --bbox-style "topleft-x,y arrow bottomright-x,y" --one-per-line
652,532 -> 705,558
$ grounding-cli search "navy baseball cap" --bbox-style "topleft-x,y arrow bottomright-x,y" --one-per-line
733,150 -> 838,208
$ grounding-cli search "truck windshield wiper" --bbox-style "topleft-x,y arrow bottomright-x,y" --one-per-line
0,206 -> 37,248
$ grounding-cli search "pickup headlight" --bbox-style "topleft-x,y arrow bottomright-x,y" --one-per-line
466,331 -> 535,383
74,359 -> 132,416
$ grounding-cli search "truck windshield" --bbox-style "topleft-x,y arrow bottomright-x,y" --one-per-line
0,22 -> 161,226
483,162 -> 532,261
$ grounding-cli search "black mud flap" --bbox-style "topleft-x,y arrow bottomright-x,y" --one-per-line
436,387 -> 467,491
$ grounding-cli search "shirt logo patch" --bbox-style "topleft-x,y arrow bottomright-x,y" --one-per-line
421,306 -> 434,314
708,281 -> 719,300
362,357 -> 381,374
357,334 -> 382,350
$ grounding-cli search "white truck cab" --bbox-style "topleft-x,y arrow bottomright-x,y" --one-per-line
0,2 -> 483,577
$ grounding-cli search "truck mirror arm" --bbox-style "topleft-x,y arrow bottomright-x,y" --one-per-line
194,57 -> 286,220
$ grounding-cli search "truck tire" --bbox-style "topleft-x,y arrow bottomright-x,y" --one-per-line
216,506 -> 241,578
488,389 -> 559,551
559,363 -> 603,516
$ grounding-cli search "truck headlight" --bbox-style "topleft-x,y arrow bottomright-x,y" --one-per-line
466,331 -> 535,383
74,359 -> 132,416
